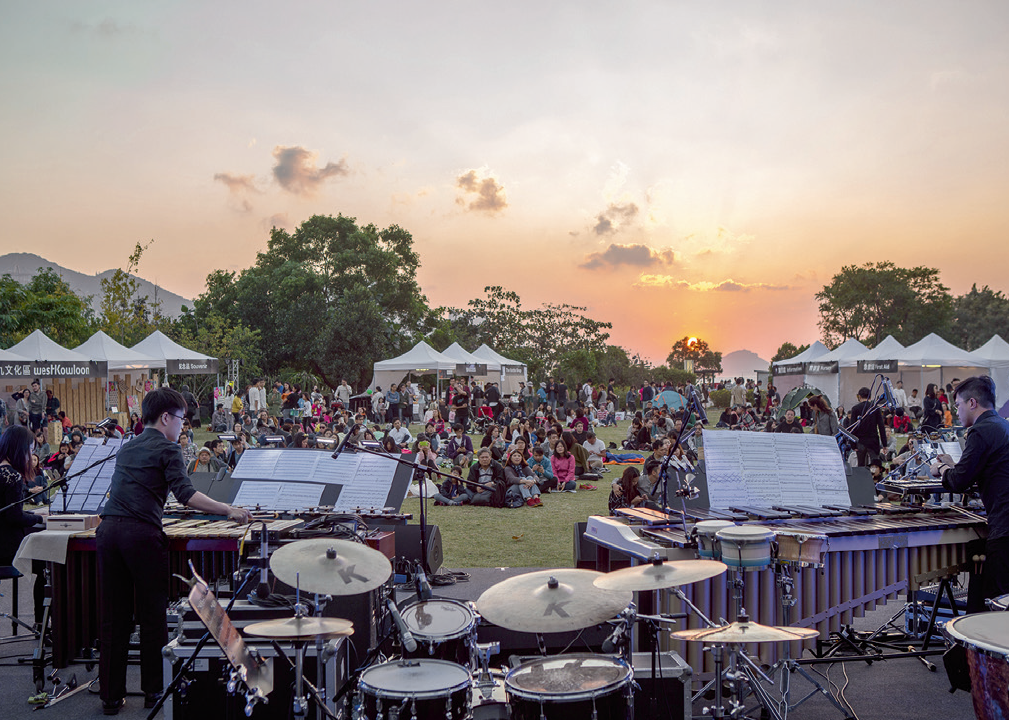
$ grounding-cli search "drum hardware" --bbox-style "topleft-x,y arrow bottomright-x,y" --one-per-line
400,598 -> 478,667
472,641 -> 502,700
153,563 -> 274,720
943,611 -> 1009,720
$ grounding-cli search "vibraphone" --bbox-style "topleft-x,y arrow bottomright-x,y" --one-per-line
585,503 -> 986,671
48,517 -> 303,668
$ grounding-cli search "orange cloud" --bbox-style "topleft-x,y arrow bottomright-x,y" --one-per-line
456,170 -> 507,214
580,243 -> 677,270
272,146 -> 349,196
634,276 -> 790,291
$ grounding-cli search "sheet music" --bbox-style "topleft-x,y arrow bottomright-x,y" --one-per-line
232,482 -> 283,508
232,449 -> 358,484
313,453 -> 362,485
276,482 -> 325,510
62,437 -> 125,513
333,452 -> 401,511
939,441 -> 963,464
232,481 -> 326,510
702,430 -> 850,509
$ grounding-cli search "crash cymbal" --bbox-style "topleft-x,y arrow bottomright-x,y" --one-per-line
476,569 -> 631,634
671,617 -> 819,644
269,539 -> 392,596
593,560 -> 727,592
244,616 -> 354,641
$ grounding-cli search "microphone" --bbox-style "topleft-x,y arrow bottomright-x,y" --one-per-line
881,378 -> 897,411
835,426 -> 858,446
96,417 -> 116,430
688,387 -> 709,425
602,622 -> 627,654
331,424 -> 359,460
387,599 -> 417,653
415,564 -> 433,602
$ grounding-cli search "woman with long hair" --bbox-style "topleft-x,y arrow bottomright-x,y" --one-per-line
0,426 -> 46,625
608,466 -> 644,514
809,395 -> 839,437
504,449 -> 542,506
550,439 -> 577,492
922,383 -> 943,433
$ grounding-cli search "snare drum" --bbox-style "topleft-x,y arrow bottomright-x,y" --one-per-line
986,594 -> 1009,611
692,520 -> 735,560
716,525 -> 775,571
357,659 -> 472,720
774,531 -> 829,568
505,654 -> 632,720
401,599 -> 477,667
943,612 -> 1009,720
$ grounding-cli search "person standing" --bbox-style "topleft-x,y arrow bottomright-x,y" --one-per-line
27,379 -> 46,432
97,388 -> 252,715
930,376 -> 1009,612
849,387 -> 886,467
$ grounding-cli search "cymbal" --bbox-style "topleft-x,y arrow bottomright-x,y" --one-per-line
269,539 -> 392,596
244,616 -> 354,641
593,560 -> 727,592
476,569 -> 631,634
671,618 -> 819,644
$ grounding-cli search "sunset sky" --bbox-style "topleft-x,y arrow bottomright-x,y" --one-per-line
2,2 -> 1008,364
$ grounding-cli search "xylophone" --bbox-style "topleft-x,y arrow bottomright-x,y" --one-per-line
585,503 -> 986,671
48,517 -> 303,668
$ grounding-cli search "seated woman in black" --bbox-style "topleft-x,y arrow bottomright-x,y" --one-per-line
0,425 -> 46,626
465,448 -> 506,507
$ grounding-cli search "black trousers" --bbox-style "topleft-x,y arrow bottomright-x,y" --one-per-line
97,516 -> 169,702
968,536 -> 1009,614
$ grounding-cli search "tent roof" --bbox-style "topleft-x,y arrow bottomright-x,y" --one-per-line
894,332 -> 980,366
373,341 -> 458,372
854,335 -> 905,361
817,337 -> 869,363
130,330 -> 214,362
472,343 -> 526,367
6,330 -> 90,362
0,348 -> 29,362
971,334 -> 1009,361
441,342 -> 499,370
772,340 -> 830,369
74,331 -> 164,370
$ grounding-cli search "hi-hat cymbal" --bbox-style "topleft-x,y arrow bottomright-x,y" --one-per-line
671,618 -> 819,644
269,539 -> 392,596
476,569 -> 631,634
593,560 -> 727,592
244,616 -> 354,641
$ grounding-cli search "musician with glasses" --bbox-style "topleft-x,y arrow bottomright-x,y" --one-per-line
97,388 -> 252,715
930,375 -> 1009,612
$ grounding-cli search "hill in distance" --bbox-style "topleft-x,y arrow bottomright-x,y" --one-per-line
720,349 -> 770,380
0,252 -> 190,318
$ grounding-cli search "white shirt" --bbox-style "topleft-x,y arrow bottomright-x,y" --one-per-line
250,386 -> 267,412
892,387 -> 908,409
388,426 -> 413,445
582,438 -> 605,460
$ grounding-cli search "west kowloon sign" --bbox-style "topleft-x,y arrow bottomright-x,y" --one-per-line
1,361 -> 109,378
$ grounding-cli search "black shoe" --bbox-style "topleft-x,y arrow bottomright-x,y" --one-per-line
102,698 -> 125,715
144,692 -> 163,709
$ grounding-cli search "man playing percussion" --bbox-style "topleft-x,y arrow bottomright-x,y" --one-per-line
930,375 -> 1009,612
97,388 -> 253,715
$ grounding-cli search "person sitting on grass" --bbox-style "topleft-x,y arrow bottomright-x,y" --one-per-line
504,449 -> 543,507
464,448 -> 506,507
387,419 -> 413,449
562,431 -> 596,485
433,466 -> 468,506
446,423 -> 474,467
529,446 -> 555,492
582,431 -> 607,473
480,424 -> 507,462
609,466 -> 645,514
550,439 -> 577,493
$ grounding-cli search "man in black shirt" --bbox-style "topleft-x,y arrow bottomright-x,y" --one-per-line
452,383 -> 470,432
97,388 -> 252,715
556,378 -> 568,413
930,375 -> 1009,612
849,387 -> 886,467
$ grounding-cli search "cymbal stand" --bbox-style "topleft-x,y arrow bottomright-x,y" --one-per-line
768,564 -> 851,720
473,641 -> 501,702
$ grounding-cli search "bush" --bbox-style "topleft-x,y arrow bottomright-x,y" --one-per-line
709,389 -> 730,408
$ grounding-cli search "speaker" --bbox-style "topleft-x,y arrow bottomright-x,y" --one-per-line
372,523 -> 443,572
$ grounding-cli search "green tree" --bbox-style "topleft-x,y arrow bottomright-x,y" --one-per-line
666,336 -> 721,380
815,262 -> 953,348
192,214 -> 437,389
950,284 -> 1009,350
0,269 -> 96,347
770,342 -> 810,364
100,241 -> 170,346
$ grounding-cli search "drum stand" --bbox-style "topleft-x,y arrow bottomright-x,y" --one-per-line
472,641 -> 501,702
767,564 -> 852,720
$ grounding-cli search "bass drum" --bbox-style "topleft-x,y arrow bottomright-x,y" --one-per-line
943,612 -> 1009,720
505,654 -> 632,720
357,659 -> 471,720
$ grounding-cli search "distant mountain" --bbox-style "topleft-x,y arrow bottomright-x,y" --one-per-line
0,252 -> 190,318
721,349 -> 770,380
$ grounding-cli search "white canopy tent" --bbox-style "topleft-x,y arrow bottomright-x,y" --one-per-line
801,338 -> 868,408
75,330 -> 163,371
969,334 -> 1009,415
369,341 -> 458,393
892,333 -> 988,399
841,335 -> 906,409
440,342 -> 497,385
131,330 -> 218,374
472,343 -> 528,394
7,330 -> 92,364
771,341 -> 830,399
